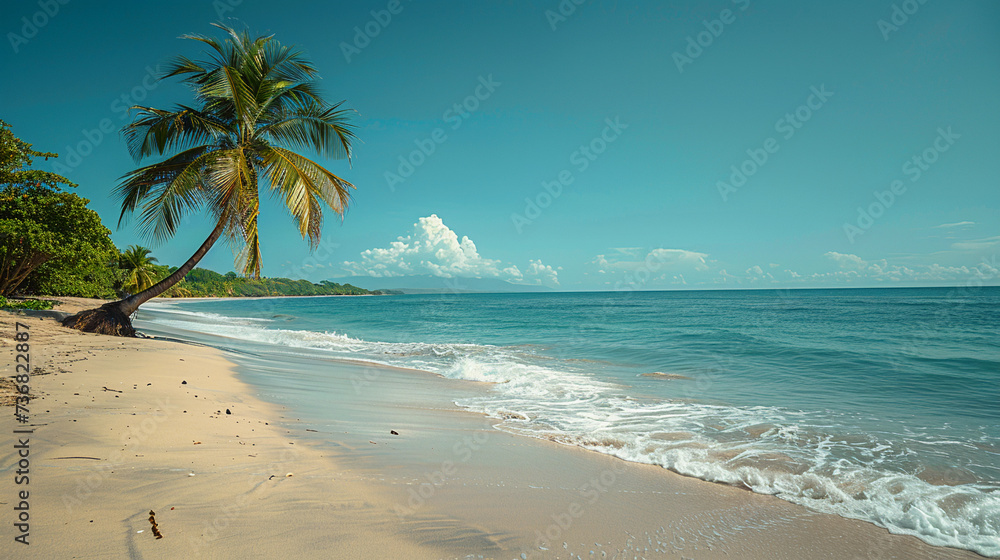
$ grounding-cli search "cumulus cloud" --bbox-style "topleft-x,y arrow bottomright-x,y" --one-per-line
744,265 -> 774,282
825,251 -> 867,270
341,215 -> 559,286
525,259 -> 560,286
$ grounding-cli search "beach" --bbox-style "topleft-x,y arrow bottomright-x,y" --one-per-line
3,0 -> 997,556
0,297 -> 987,559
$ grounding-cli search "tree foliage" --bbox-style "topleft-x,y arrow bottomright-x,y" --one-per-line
118,245 -> 159,295
150,265 -> 381,297
0,187 -> 120,297
0,119 -> 77,193
0,219 -> 56,296
0,121 -> 120,297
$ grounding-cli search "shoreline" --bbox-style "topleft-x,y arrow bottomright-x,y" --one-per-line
1,299 -> 455,558
1,298 -> 987,558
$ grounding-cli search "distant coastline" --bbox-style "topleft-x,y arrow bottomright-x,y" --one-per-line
137,266 -> 400,298
159,293 -> 386,301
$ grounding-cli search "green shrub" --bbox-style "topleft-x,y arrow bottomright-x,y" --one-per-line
0,295 -> 56,310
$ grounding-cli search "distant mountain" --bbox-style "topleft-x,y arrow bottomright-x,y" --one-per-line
324,275 -> 554,294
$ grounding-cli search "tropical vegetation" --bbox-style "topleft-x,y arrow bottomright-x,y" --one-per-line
0,120 -> 120,298
150,266 -> 381,297
0,296 -> 56,311
63,23 -> 358,336
118,245 -> 159,295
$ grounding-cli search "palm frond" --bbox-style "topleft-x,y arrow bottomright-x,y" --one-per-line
203,147 -> 257,239
123,106 -> 231,162
114,146 -> 213,227
159,55 -> 206,82
260,146 -> 353,246
259,101 -> 356,161
260,41 -> 317,83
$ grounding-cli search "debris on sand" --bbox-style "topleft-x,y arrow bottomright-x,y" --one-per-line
148,510 -> 163,539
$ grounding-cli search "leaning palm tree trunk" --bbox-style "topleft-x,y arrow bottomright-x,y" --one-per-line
61,221 -> 224,336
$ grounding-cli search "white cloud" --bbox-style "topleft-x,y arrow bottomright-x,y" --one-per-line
526,259 -> 560,286
934,221 -> 975,229
825,251 -> 867,270
609,247 -> 645,257
713,253 -> 1000,287
812,252 -> 999,284
590,248 -> 711,288
593,248 -> 709,273
744,265 -> 775,282
341,214 -> 559,286
716,269 -> 738,283
588,245 -> 999,289
950,236 -> 1000,252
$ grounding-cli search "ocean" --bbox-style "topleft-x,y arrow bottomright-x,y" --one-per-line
135,287 -> 1000,556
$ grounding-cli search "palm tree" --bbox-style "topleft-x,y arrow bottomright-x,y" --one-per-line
163,283 -> 193,298
118,245 -> 159,295
63,23 -> 355,336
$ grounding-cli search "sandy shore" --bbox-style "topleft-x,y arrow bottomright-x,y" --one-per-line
1,299 -> 453,559
0,298 -> 985,559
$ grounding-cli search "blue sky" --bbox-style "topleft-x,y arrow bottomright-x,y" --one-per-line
3,0 -> 999,290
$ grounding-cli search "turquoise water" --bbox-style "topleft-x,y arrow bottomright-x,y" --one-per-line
137,287 -> 1000,556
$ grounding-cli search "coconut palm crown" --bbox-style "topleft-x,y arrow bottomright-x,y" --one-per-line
63,23 -> 356,336
118,245 -> 159,294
